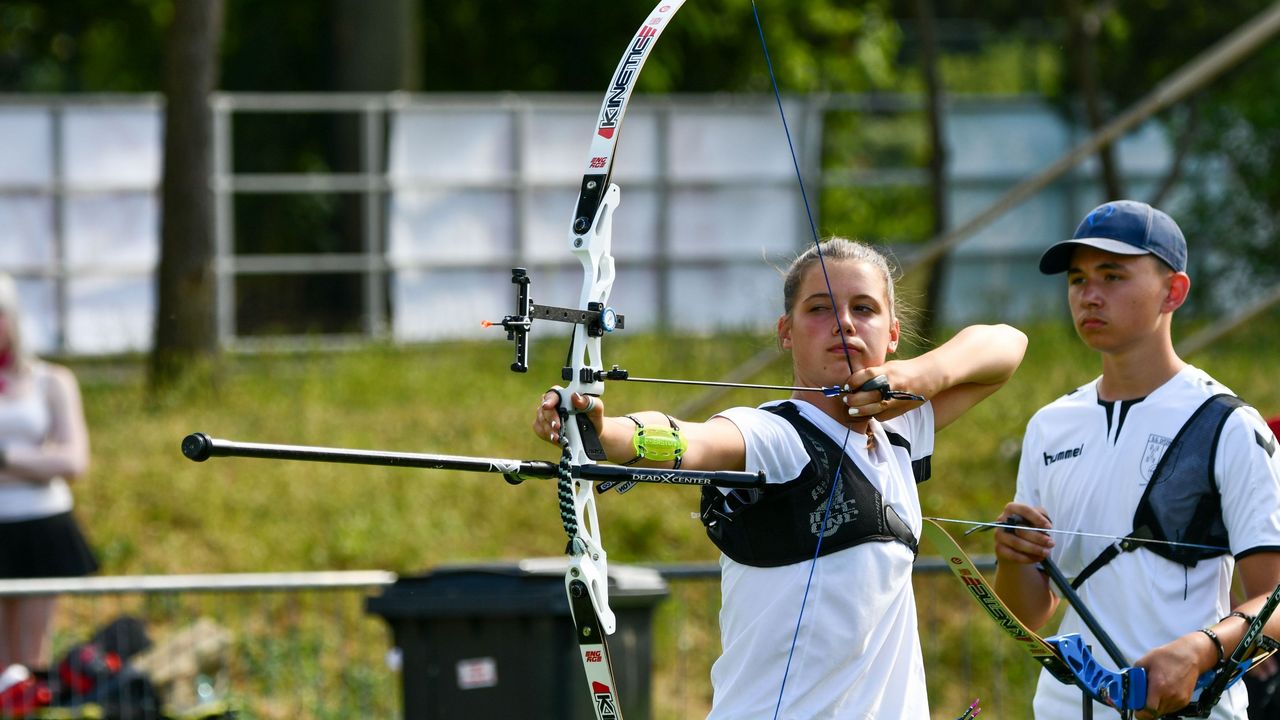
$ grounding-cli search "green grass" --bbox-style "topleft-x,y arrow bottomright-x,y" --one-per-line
63,314 -> 1280,718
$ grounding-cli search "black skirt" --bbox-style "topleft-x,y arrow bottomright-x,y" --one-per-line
0,511 -> 99,579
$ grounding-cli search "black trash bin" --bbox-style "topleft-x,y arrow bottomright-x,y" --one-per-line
366,558 -> 668,720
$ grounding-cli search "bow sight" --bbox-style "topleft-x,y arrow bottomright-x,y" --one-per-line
490,267 -> 625,379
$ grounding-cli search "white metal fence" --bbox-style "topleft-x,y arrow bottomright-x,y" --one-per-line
0,91 -> 1179,357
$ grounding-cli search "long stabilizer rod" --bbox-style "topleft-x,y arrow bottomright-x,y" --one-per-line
181,432 -> 764,489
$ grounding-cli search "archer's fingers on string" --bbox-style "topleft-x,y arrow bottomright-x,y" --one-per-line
995,533 -> 1050,562
1026,544 -> 1053,561
998,511 -> 1051,534
992,544 -> 1031,565
1025,540 -> 1054,560
844,392 -> 885,415
1011,527 -> 1054,550
1016,507 -> 1054,529
1002,546 -> 1050,565
846,399 -> 889,417
841,385 -> 882,406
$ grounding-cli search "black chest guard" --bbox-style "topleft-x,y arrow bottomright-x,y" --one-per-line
1072,393 -> 1245,590
699,402 -> 918,568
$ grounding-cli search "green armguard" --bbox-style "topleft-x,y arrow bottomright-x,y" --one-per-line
629,422 -> 687,463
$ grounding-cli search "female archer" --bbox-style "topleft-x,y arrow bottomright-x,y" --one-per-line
534,237 -> 1027,718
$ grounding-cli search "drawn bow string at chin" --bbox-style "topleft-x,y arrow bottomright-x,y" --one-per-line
745,1 -> 891,718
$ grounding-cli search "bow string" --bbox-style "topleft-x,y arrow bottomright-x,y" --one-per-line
934,516 -> 1231,554
748,2 -> 875,716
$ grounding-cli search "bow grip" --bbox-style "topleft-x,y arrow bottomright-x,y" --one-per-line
551,388 -> 608,462
1165,664 -> 1247,717
575,411 -> 607,461
1046,633 -> 1147,710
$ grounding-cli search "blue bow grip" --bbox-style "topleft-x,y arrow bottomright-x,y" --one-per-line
1046,633 -> 1148,710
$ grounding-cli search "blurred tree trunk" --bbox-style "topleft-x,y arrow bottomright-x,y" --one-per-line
1066,0 -> 1124,199
330,0 -> 423,335
150,0 -> 225,392
332,0 -> 422,91
913,0 -> 950,338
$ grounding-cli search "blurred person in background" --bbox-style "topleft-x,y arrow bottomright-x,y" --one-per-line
0,273 -> 95,671
992,201 -> 1280,719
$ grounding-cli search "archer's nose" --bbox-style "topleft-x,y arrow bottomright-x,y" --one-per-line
1077,281 -> 1103,308
833,309 -> 857,336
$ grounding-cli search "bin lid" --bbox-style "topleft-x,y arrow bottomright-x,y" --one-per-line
365,558 -> 668,618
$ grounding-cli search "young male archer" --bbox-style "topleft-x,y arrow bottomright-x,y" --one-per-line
992,200 -> 1280,719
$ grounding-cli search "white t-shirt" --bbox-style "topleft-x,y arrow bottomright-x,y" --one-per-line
0,362 -> 74,521
707,399 -> 935,719
1016,366 -> 1280,720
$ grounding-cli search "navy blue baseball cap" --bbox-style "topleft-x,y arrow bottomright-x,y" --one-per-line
1039,200 -> 1187,274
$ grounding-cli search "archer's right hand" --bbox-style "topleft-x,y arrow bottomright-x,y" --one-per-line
992,502 -> 1055,565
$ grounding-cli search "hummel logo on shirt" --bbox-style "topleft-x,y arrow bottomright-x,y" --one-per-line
1044,444 -> 1084,466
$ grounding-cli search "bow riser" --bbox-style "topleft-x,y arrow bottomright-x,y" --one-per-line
1046,633 -> 1145,711
561,165 -> 623,639
557,5 -> 686,717
565,183 -> 621,404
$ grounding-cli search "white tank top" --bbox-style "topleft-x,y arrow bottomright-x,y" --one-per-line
0,362 -> 74,521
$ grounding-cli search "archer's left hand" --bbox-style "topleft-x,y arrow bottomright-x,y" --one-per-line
1133,632 -> 1215,719
533,389 -> 605,446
